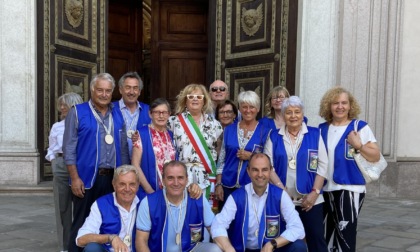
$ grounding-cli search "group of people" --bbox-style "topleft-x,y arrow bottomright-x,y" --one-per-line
46,72 -> 381,252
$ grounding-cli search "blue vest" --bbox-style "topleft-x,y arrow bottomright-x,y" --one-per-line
229,185 -> 286,252
136,126 -> 174,200
319,119 -> 368,185
270,126 -> 321,194
259,117 -> 277,131
222,122 -> 271,187
112,101 -> 151,131
147,191 -> 204,252
97,194 -> 139,252
74,103 -> 123,189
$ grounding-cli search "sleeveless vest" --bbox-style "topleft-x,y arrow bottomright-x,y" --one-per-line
319,119 -> 367,185
222,122 -> 271,187
270,126 -> 321,194
147,190 -> 204,252
228,185 -> 286,252
97,194 -> 139,252
74,102 -> 123,189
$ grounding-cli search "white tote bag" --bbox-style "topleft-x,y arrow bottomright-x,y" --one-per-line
353,120 -> 388,183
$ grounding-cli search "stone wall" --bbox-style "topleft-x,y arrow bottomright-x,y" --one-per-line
0,1 -> 39,185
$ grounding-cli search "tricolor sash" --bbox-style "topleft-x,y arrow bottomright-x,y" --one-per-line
177,114 -> 216,199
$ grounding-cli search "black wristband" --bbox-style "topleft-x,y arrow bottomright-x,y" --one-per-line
270,239 -> 277,250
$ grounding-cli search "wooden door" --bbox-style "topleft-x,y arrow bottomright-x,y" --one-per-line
108,0 -> 145,101
151,0 -> 209,107
37,0 -> 106,179
210,0 -> 298,117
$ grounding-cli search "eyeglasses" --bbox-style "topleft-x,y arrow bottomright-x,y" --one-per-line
211,86 -> 227,92
271,96 -> 286,101
187,94 -> 204,100
219,110 -> 233,116
151,110 -> 169,116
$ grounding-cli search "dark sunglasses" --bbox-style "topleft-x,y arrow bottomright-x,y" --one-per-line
211,86 -> 227,92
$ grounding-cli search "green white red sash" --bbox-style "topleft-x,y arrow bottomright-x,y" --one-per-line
177,113 -> 216,199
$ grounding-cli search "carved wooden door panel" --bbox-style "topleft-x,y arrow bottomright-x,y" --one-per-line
150,0 -> 209,108
108,0 -> 145,102
38,0 -> 105,179
212,0 -> 297,117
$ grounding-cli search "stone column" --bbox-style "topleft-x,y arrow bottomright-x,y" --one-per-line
295,0 -> 340,127
296,0 -> 403,197
0,1 -> 39,185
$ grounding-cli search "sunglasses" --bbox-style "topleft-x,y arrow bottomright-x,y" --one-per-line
187,94 -> 204,100
211,86 -> 227,92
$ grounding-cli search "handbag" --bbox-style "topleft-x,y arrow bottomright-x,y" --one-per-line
353,120 -> 388,183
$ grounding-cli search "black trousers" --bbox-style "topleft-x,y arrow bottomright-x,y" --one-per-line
68,172 -> 114,252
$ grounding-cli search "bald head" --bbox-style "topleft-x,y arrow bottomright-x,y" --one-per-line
209,80 -> 229,106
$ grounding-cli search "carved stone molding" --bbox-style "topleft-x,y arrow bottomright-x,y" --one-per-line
225,63 -> 274,115
55,0 -> 95,53
55,55 -> 97,100
338,0 -> 402,160
43,0 -> 51,147
241,4 -> 263,37
65,0 -> 84,28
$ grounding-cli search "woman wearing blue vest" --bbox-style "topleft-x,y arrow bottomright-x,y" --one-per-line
265,96 -> 328,252
131,98 -> 176,201
319,87 -> 380,252
215,91 -> 271,210
260,86 -> 290,131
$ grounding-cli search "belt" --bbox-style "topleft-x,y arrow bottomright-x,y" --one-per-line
56,153 -> 63,157
98,168 -> 114,176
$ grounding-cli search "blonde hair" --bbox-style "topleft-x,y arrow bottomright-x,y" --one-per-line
264,86 -> 290,118
319,86 -> 361,124
174,84 -> 213,114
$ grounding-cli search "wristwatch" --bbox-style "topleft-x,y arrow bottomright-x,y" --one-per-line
312,188 -> 320,194
270,239 -> 277,250
215,182 -> 222,187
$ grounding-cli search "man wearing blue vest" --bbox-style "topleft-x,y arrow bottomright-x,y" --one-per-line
76,165 -> 140,252
64,73 -> 130,251
211,153 -> 307,252
112,72 -> 151,159
135,160 -> 222,252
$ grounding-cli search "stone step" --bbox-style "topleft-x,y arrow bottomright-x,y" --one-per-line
0,181 -> 53,194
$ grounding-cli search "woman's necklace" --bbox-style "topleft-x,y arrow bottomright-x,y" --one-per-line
240,121 -> 257,140
285,128 -> 302,169
288,130 -> 299,141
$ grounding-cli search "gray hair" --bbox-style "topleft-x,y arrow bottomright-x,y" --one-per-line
118,72 -> 143,90
237,90 -> 260,110
113,165 -> 140,183
89,73 -> 115,92
281,96 -> 305,117
57,92 -> 83,108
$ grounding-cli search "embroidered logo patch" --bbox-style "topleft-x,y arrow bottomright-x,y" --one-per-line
345,139 -> 356,159
266,215 -> 280,238
308,150 -> 319,171
189,224 -> 202,243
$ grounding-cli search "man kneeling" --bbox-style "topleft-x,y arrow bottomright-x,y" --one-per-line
76,165 -> 140,252
135,160 -> 221,252
211,153 -> 307,252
